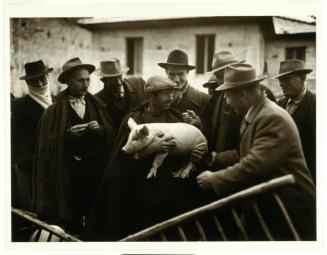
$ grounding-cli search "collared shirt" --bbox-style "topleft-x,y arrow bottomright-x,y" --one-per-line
173,82 -> 189,106
68,95 -> 86,119
286,89 -> 307,115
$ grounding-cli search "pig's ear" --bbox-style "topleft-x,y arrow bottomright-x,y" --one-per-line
127,117 -> 138,130
139,125 -> 149,137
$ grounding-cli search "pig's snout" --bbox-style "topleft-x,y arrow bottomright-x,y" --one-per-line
122,147 -> 128,153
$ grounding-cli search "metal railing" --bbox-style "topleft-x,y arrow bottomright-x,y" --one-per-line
120,174 -> 298,241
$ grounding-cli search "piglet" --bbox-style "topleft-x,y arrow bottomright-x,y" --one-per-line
122,117 -> 208,178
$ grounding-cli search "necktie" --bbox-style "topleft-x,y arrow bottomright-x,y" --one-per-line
286,100 -> 297,115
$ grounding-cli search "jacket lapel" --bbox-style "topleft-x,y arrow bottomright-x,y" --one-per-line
240,96 -> 266,138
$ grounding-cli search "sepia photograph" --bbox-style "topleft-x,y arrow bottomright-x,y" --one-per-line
2,0 -> 325,254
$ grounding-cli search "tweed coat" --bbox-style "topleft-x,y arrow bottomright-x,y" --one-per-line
209,96 -> 315,240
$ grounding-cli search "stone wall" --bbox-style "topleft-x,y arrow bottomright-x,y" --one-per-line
10,18 -> 100,97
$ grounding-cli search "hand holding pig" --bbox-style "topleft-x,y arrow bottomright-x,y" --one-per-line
190,147 -> 207,163
122,117 -> 208,179
197,170 -> 214,190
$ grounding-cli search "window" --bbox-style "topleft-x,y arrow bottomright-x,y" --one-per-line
126,37 -> 143,75
285,47 -> 306,61
196,34 -> 215,74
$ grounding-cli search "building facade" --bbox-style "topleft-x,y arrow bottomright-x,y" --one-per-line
10,16 -> 316,98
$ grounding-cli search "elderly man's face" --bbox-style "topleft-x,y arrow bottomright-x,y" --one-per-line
278,73 -> 304,99
148,89 -> 174,111
101,76 -> 124,98
67,68 -> 90,97
26,74 -> 48,88
165,66 -> 188,88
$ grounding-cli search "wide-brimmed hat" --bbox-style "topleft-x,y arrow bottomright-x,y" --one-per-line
209,51 -> 245,74
217,63 -> 267,91
202,74 -> 217,88
58,57 -> 95,84
273,59 -> 313,79
158,49 -> 196,70
144,76 -> 178,93
19,60 -> 53,80
94,58 -> 129,77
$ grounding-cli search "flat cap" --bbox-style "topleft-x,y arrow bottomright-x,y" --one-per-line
144,75 -> 177,93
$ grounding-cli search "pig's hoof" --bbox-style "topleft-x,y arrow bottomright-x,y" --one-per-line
147,170 -> 157,178
181,170 -> 191,178
173,169 -> 184,178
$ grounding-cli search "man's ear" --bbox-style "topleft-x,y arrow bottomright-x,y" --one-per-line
127,117 -> 138,130
138,125 -> 149,137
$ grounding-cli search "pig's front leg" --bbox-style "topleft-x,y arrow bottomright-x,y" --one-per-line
147,152 -> 169,178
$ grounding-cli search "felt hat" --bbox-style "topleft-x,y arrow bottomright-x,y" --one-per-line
158,49 -> 196,70
217,63 -> 267,91
58,57 -> 95,84
19,60 -> 53,80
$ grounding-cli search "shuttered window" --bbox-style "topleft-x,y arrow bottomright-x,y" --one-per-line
126,37 -> 143,75
285,47 -> 306,61
196,34 -> 215,74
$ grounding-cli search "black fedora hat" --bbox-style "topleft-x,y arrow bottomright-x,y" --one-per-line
19,60 -> 53,80
158,49 -> 196,70
217,63 -> 267,91
94,58 -> 129,77
58,57 -> 95,84
202,74 -> 217,88
273,59 -> 313,79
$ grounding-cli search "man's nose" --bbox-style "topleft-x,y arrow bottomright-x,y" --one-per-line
38,79 -> 45,87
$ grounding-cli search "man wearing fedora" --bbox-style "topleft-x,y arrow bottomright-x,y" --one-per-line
33,57 -> 115,235
158,49 -> 210,117
11,60 -> 55,211
95,58 -> 145,130
274,59 -> 316,182
199,51 -> 276,170
202,74 -> 218,96
196,63 -> 315,240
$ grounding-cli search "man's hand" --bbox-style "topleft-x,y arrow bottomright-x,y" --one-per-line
70,124 -> 88,137
154,136 -> 176,153
87,120 -> 100,132
182,110 -> 202,128
190,147 -> 207,163
197,170 -> 214,190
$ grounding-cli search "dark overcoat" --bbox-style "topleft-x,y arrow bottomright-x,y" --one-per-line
95,77 -> 145,130
278,90 -> 316,181
11,95 -> 55,210
173,84 -> 210,115
83,104 -> 206,241
33,90 -> 115,225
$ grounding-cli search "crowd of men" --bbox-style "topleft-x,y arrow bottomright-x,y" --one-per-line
11,49 -> 316,241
